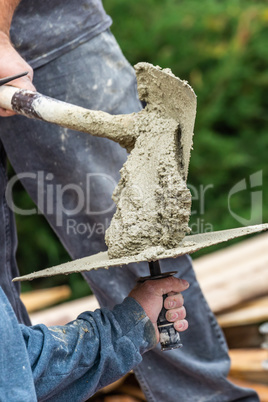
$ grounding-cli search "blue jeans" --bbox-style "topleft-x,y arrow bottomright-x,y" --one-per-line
0,30 -> 259,401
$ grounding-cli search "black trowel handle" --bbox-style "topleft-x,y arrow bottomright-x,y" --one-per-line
138,260 -> 183,351
157,293 -> 183,351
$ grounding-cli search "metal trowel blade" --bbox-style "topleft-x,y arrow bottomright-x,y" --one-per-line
13,224 -> 268,282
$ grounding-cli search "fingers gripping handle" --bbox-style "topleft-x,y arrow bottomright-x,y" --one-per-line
158,294 -> 183,351
139,260 -> 183,351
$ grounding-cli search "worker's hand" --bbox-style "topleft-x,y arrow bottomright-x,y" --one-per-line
129,276 -> 189,343
0,32 -> 36,117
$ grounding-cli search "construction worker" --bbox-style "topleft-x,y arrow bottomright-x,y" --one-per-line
0,0 -> 258,400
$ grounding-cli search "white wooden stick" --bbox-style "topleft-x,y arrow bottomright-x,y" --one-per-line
0,85 -> 135,150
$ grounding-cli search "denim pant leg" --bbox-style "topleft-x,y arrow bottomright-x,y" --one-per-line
0,142 -> 31,325
0,30 -> 259,401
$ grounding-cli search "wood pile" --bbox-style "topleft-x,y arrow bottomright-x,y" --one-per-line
86,372 -> 146,402
21,284 -> 71,313
27,232 -> 268,400
193,232 -> 268,400
193,232 -> 268,313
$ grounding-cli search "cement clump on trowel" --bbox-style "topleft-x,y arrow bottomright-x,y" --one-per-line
105,63 -> 196,258
1,63 -> 267,279
0,63 -> 195,260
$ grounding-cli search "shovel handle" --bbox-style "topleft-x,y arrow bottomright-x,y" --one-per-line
0,85 -> 134,149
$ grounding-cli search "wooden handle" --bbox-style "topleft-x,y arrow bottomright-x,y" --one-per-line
0,85 -> 135,150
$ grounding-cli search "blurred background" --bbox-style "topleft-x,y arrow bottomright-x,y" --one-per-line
10,0 -> 268,297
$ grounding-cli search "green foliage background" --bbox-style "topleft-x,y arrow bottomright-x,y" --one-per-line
13,0 -> 268,296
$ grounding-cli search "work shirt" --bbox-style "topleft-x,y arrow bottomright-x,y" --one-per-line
0,287 -> 156,401
11,0 -> 112,68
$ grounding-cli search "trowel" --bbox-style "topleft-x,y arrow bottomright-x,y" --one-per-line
0,64 -> 267,351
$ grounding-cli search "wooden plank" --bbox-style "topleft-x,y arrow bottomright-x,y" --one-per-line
117,385 -> 146,401
21,285 -> 71,313
223,324 -> 262,349
202,258 -> 268,312
193,232 -> 268,313
217,296 -> 268,327
95,373 -> 146,401
30,294 -> 100,326
100,375 -> 129,395
196,251 -> 268,291
193,232 -> 268,279
104,396 -> 140,402
229,349 -> 268,384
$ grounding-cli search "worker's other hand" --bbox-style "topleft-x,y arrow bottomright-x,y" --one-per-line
0,32 -> 36,117
129,276 -> 189,343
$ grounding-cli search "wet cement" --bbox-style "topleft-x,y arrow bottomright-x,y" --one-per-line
105,63 -> 197,258
0,63 -> 197,260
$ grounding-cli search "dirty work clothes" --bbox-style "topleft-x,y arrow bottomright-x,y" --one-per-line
0,30 -> 259,401
0,287 -> 156,401
11,0 -> 112,69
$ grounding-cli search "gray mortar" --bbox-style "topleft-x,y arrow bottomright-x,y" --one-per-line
3,64 -> 268,282
105,112 -> 192,257
105,63 -> 196,258
0,63 -> 197,259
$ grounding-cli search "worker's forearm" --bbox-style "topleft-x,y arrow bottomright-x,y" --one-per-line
0,0 -> 21,37
21,298 -> 156,400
